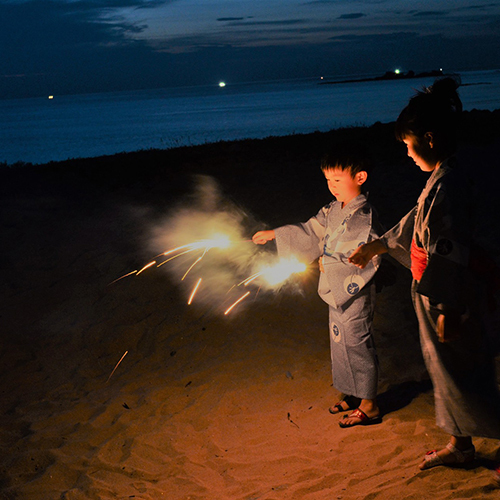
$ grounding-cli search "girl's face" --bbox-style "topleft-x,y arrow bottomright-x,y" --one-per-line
403,134 -> 439,172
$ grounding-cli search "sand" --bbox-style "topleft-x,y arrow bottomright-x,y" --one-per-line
1,111 -> 500,499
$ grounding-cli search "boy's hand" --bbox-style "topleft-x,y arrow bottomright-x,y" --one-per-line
252,230 -> 276,245
349,240 -> 387,268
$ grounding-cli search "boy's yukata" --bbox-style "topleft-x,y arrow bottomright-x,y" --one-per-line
274,194 -> 382,400
381,158 -> 500,438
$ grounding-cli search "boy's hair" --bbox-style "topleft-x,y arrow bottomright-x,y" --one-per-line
320,141 -> 372,177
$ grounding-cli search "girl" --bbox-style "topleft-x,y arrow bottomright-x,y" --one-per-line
349,78 -> 500,476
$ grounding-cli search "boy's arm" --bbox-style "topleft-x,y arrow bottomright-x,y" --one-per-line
253,205 -> 329,263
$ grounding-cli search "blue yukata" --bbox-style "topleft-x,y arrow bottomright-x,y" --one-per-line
274,194 -> 382,400
381,158 -> 500,438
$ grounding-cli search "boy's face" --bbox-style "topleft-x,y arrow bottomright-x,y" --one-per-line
324,168 -> 365,206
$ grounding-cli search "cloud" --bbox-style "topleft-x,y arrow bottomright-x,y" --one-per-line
220,19 -> 308,27
217,17 -> 246,22
337,13 -> 366,20
411,10 -> 449,18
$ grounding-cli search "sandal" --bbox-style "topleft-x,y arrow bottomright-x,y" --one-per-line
338,408 -> 382,428
492,464 -> 500,487
329,395 -> 361,414
419,442 -> 475,470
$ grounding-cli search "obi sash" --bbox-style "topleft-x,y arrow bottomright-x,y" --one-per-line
411,239 -> 428,281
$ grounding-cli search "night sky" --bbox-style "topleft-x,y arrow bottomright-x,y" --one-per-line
2,0 -> 500,98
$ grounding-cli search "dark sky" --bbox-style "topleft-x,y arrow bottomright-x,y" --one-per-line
2,0 -> 500,98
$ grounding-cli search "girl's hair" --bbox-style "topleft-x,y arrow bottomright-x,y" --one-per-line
395,77 -> 462,152
320,141 -> 372,177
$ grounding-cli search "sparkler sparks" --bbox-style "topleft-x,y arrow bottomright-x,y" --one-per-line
223,257 -> 308,315
136,261 -> 156,275
240,257 -> 308,288
111,232 -> 308,314
224,291 -> 251,315
259,257 -> 307,286
106,350 -> 129,383
111,175 -> 308,315
187,278 -> 202,305
161,235 -> 232,259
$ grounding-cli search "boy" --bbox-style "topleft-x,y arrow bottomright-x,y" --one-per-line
252,143 -> 382,427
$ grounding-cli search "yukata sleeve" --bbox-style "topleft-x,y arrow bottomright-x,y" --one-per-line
319,207 -> 381,309
379,206 -> 416,269
274,206 -> 327,263
416,182 -> 470,312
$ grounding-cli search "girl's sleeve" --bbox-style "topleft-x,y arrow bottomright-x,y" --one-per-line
416,181 -> 471,312
380,207 -> 417,269
274,206 -> 327,263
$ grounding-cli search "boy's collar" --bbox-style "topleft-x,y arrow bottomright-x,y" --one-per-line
340,192 -> 367,210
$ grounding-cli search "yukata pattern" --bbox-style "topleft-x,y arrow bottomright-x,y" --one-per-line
381,158 -> 500,438
274,194 -> 381,400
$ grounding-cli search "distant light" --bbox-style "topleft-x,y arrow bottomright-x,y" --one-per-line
48,95 -> 54,99
395,69 -> 401,75
219,81 -> 226,88
320,76 -> 324,80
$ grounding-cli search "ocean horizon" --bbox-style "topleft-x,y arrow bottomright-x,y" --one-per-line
2,69 -> 500,166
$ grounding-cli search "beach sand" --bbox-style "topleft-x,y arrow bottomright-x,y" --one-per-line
2,111 -> 500,499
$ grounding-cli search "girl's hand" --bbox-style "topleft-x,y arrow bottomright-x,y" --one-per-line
349,239 -> 387,269
252,230 -> 276,245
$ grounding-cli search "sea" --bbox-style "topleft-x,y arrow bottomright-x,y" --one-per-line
1,69 -> 500,166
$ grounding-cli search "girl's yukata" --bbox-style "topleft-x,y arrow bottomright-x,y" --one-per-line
274,193 -> 382,400
381,157 -> 500,438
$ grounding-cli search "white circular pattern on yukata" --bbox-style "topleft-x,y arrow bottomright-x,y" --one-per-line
344,275 -> 365,295
331,323 -> 341,343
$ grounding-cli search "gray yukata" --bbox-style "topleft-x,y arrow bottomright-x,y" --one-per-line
381,158 -> 500,438
275,194 -> 381,400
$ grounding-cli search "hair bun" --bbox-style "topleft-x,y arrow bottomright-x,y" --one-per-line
426,76 -> 462,113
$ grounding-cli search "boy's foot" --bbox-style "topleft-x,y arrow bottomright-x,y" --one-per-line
329,395 -> 361,414
419,442 -> 475,470
338,408 -> 382,427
